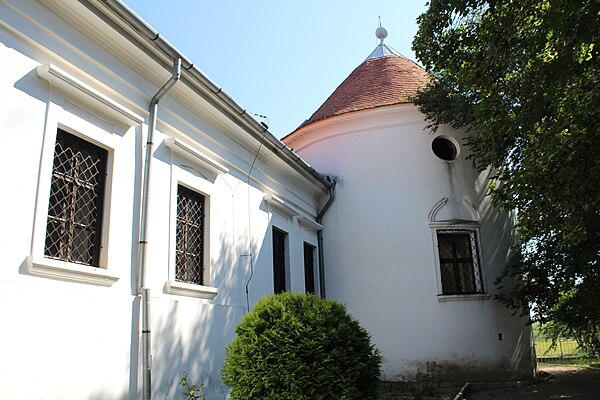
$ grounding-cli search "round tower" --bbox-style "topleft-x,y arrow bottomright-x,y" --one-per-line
283,27 -> 535,381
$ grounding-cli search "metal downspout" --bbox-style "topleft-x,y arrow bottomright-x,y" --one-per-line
316,178 -> 336,298
138,58 -> 181,400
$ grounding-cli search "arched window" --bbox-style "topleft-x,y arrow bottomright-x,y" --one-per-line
429,198 -> 485,297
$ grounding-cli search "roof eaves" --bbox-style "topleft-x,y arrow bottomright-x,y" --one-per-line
83,0 -> 332,191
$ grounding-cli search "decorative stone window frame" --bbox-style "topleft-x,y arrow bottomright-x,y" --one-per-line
429,198 -> 490,301
267,200 -> 295,294
263,194 -> 321,294
272,225 -> 290,294
26,64 -> 140,286
164,137 -> 222,299
295,215 -> 322,296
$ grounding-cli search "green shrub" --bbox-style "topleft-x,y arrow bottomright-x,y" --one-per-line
222,292 -> 381,400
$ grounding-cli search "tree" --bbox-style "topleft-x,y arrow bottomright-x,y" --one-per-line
413,0 -> 600,351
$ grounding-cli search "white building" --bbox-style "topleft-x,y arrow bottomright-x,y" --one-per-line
0,1 -> 330,399
283,27 -> 535,381
0,1 -> 533,399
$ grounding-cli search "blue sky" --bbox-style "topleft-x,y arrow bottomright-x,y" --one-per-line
122,1 -> 429,138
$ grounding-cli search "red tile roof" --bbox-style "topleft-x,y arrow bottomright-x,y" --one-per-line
293,55 -> 429,131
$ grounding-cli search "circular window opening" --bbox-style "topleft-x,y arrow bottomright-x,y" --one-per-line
432,137 -> 458,161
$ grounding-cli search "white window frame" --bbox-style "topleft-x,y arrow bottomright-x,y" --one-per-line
164,141 -> 219,299
296,215 -> 321,296
430,222 -> 489,301
266,197 -> 295,294
272,225 -> 290,294
27,100 -> 120,286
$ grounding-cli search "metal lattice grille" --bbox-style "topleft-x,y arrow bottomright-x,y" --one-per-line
437,229 -> 483,295
176,185 -> 205,285
45,129 -> 107,266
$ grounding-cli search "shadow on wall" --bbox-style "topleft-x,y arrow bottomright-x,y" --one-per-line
150,223 -> 269,399
150,300 -> 244,399
472,167 -> 516,279
86,206 -> 270,399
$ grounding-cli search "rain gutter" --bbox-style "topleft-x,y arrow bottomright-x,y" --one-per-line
95,0 -> 332,192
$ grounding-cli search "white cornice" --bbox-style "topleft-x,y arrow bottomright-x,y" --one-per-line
295,215 -> 324,231
25,256 -> 120,286
164,137 -> 229,177
164,280 -> 219,299
285,104 -> 424,152
264,194 -> 300,217
36,63 -> 144,125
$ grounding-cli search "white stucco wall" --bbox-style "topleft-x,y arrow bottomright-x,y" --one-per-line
0,1 -> 324,399
285,105 -> 535,381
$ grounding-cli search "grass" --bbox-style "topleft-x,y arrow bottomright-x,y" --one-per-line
535,338 -> 582,357
532,323 -> 585,359
539,359 -> 600,368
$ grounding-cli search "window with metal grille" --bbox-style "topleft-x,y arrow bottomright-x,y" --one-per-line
272,227 -> 287,294
436,229 -> 483,295
303,242 -> 315,294
176,185 -> 206,285
45,129 -> 107,266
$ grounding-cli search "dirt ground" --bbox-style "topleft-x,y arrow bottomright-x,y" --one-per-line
468,363 -> 600,399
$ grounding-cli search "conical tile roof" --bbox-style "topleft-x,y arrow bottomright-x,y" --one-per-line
292,29 -> 429,132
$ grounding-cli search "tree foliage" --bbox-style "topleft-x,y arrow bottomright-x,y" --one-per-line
413,0 -> 600,349
221,292 -> 381,400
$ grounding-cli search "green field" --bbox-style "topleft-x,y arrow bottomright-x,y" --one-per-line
531,322 -> 583,358
535,338 -> 583,358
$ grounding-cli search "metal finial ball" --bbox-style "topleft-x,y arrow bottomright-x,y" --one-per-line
375,27 -> 388,40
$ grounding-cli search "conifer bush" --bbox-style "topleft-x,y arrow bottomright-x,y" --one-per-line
222,292 -> 381,400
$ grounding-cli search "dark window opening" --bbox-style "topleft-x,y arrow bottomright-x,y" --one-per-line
303,242 -> 316,294
272,227 -> 287,294
176,185 -> 206,285
432,137 -> 458,161
45,129 -> 107,266
437,230 -> 483,295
